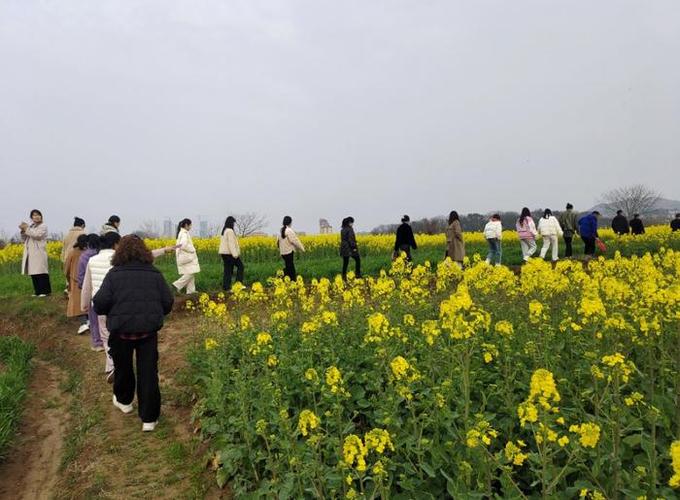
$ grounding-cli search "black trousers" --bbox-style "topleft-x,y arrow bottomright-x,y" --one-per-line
30,273 -> 52,295
342,255 -> 361,279
282,252 -> 296,281
563,236 -> 573,257
582,236 -> 596,256
221,254 -> 244,291
396,245 -> 412,262
109,334 -> 161,423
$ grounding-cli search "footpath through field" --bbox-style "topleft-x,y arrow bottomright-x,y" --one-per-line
0,297 -> 224,499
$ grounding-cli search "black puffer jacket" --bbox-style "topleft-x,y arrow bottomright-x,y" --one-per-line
93,262 -> 174,335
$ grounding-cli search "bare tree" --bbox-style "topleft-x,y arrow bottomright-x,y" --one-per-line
600,184 -> 662,217
234,212 -> 269,237
134,220 -> 160,239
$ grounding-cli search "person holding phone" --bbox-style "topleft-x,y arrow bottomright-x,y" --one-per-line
173,219 -> 200,294
20,209 -> 52,297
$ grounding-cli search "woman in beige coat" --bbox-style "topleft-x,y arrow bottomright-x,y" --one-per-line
20,209 -> 52,296
61,217 -> 86,264
445,211 -> 465,268
173,219 -> 200,294
65,234 -> 89,333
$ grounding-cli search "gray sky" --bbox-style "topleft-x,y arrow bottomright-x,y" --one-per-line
1,0 -> 679,236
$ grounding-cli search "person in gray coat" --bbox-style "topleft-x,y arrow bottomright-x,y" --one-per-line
340,217 -> 361,280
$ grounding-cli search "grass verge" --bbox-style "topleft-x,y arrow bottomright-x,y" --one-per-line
0,336 -> 35,460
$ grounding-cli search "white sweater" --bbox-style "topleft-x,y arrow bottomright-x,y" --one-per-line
537,216 -> 564,237
218,228 -> 241,257
80,249 -> 115,310
483,220 -> 503,240
278,227 -> 305,255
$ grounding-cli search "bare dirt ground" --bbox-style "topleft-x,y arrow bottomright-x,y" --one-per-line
0,301 -> 224,500
0,361 -> 70,500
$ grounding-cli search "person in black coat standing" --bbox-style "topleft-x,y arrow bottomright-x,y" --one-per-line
394,215 -> 418,261
611,210 -> 630,235
340,217 -> 361,280
630,214 -> 645,235
93,235 -> 174,432
671,213 -> 680,232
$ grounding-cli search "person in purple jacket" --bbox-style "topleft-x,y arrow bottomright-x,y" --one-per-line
77,234 -> 104,351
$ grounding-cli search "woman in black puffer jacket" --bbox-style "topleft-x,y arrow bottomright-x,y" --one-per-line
93,235 -> 174,432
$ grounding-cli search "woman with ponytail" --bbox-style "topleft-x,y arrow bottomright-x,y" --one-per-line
173,219 -> 200,294
277,216 -> 305,280
218,215 -> 244,291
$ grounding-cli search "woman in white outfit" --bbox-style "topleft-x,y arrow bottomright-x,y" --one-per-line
173,219 -> 200,294
537,209 -> 564,262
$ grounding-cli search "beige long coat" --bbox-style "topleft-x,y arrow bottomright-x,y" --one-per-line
61,227 -> 85,263
446,220 -> 465,262
65,248 -> 86,317
21,223 -> 49,275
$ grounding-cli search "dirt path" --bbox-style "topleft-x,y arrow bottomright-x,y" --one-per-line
0,302 -> 222,499
0,360 -> 70,500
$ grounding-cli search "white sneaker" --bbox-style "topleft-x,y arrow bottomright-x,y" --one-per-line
112,395 -> 133,414
142,421 -> 158,432
91,346 -> 105,352
77,324 -> 90,335
37,294 -> 48,297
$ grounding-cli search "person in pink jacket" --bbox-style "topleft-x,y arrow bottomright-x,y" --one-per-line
516,207 -> 538,262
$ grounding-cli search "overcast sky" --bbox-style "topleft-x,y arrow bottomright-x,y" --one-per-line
1,0 -> 679,236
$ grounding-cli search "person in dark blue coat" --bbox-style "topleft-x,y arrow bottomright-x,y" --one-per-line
578,211 -> 601,256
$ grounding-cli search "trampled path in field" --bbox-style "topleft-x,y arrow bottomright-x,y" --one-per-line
0,302 -> 223,499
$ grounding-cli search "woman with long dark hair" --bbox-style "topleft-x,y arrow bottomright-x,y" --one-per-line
445,211 -> 465,267
537,208 -> 564,262
516,207 -> 538,262
277,216 -> 305,280
340,217 -> 361,280
218,216 -> 244,291
19,209 -> 52,296
93,235 -> 174,432
173,219 -> 200,294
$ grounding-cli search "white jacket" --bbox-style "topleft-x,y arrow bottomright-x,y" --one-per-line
218,228 -> 240,258
176,228 -> 201,275
80,249 -> 115,310
278,227 -> 305,255
537,216 -> 564,237
483,220 -> 503,240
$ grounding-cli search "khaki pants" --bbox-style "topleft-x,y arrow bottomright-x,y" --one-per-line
173,274 -> 196,294
97,315 -> 115,374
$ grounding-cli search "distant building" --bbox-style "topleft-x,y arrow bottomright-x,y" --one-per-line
319,218 -> 333,234
199,220 -> 209,238
163,219 -> 174,238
